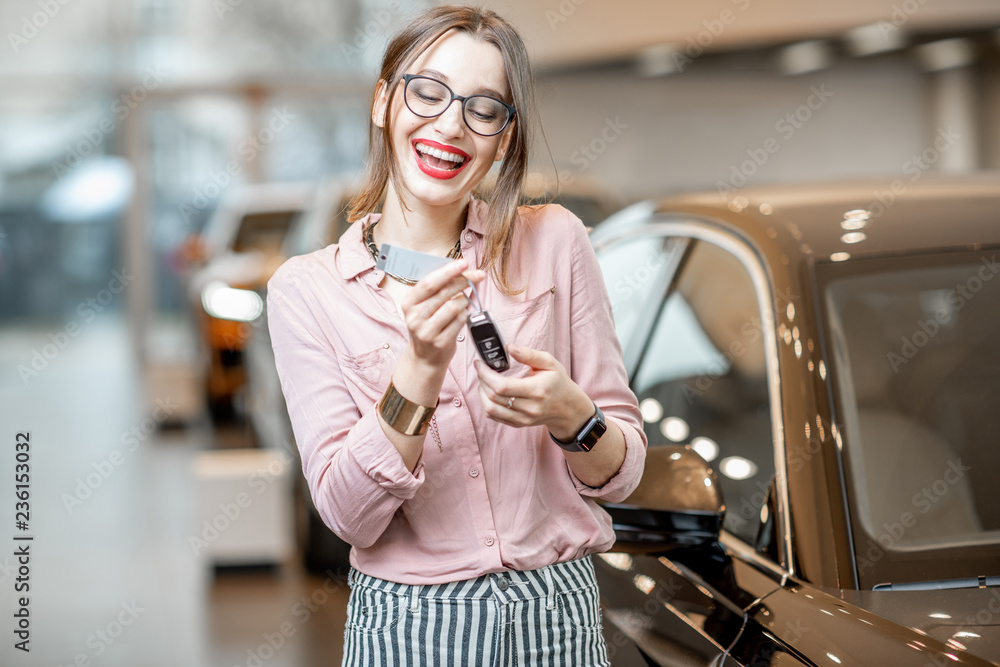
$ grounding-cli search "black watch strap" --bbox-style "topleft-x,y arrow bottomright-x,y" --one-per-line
550,403 -> 607,453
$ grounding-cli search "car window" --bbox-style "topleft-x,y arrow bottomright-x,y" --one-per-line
823,252 -> 1000,586
232,210 -> 300,254
632,239 -> 775,546
597,233 -> 678,361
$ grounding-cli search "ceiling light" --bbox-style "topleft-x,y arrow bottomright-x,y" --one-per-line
690,436 -> 719,462
719,456 -> 757,480
660,417 -> 689,442
844,22 -> 906,57
639,397 -> 663,423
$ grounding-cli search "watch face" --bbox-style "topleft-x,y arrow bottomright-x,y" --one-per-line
578,406 -> 607,451
579,421 -> 606,451
550,405 -> 606,452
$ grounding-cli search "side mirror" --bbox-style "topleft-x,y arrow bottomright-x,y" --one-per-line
601,445 -> 725,554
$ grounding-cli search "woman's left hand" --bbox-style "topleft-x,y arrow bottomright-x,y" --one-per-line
474,345 -> 594,440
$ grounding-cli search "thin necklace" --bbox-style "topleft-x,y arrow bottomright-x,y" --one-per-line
363,218 -> 463,285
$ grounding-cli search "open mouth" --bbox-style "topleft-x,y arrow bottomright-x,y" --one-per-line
412,139 -> 470,179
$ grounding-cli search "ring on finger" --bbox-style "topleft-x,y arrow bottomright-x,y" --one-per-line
506,396 -> 515,410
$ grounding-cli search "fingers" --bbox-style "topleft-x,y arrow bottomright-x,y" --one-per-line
410,294 -> 469,343
506,344 -> 557,370
415,273 -> 476,320
405,259 -> 483,306
403,268 -> 484,327
477,383 -> 523,427
474,359 -> 530,403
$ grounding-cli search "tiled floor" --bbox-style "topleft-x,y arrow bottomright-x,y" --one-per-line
0,317 -> 347,666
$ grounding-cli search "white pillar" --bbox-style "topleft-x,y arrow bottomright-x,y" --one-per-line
916,38 -> 979,173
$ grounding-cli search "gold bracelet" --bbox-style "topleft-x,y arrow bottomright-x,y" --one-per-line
378,381 -> 438,436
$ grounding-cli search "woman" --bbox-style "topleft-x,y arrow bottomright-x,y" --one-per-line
267,6 -> 646,665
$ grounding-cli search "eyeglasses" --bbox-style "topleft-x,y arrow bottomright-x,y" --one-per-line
402,74 -> 516,137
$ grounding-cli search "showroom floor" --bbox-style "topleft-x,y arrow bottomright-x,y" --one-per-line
0,318 -> 347,666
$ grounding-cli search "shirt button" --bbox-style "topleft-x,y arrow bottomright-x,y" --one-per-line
484,537 -> 495,547
470,467 -> 479,478
457,333 -> 465,342
452,397 -> 462,407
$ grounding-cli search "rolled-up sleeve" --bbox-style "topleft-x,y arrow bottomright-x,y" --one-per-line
267,260 -> 423,549
562,210 -> 647,502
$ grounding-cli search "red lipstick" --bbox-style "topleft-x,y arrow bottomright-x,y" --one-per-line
411,139 -> 471,180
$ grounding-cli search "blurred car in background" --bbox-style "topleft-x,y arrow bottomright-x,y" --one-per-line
243,177 -> 357,573
590,175 -> 1000,666
178,182 -> 315,419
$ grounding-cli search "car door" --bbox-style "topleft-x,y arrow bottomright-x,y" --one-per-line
595,221 -> 802,665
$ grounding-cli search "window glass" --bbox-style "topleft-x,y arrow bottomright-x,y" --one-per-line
232,210 -> 301,254
596,233 -> 677,357
633,240 -> 775,545
825,257 -> 1000,556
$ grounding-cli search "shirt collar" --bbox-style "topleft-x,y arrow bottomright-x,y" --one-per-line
337,198 -> 487,282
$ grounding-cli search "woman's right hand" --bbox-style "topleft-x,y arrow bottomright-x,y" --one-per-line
399,258 -> 485,372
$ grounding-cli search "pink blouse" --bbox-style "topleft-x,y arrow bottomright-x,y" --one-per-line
267,198 -> 646,585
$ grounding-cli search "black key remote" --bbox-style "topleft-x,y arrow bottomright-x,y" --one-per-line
468,310 -> 509,372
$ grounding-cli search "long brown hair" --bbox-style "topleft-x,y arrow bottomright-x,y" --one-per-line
346,5 -> 535,295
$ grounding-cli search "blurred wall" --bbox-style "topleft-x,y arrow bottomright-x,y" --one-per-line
535,55 -> 930,202
489,0 -> 1000,68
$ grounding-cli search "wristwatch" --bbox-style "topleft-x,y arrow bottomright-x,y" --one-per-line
549,402 -> 607,453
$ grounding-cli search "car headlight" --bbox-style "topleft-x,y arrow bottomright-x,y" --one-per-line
201,281 -> 264,322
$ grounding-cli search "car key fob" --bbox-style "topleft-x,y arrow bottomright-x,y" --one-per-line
469,310 -> 509,372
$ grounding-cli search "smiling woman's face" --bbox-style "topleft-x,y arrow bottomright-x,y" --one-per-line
374,29 -> 514,210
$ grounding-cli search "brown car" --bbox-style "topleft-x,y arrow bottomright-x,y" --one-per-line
589,175 -> 1000,666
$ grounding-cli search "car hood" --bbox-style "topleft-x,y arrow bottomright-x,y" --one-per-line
841,587 -> 1000,663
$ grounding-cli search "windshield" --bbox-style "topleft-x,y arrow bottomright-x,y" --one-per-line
821,251 -> 1000,586
232,210 -> 300,254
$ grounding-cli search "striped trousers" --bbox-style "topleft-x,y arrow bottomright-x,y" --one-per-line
342,556 -> 611,666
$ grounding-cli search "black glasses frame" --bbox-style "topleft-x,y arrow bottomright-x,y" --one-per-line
401,74 -> 516,137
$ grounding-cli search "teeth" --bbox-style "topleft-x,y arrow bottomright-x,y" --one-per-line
416,143 -> 465,164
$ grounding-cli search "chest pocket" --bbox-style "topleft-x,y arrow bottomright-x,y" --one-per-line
492,285 -> 557,355
339,344 -> 395,408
